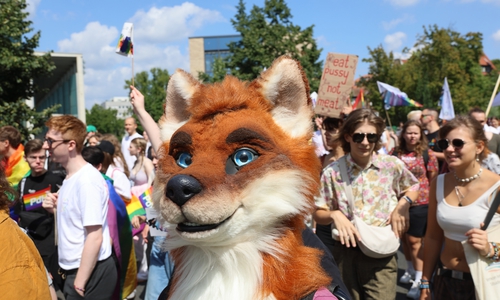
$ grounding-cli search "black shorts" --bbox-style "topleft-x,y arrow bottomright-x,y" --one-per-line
407,204 -> 428,237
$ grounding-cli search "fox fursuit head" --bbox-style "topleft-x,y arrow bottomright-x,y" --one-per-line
153,56 -> 331,300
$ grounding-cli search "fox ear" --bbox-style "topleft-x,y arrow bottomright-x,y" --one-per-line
159,69 -> 200,141
254,56 -> 313,138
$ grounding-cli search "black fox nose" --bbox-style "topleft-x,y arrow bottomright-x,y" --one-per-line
166,175 -> 202,207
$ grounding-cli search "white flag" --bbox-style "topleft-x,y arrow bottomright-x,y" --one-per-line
492,92 -> 500,107
439,77 -> 455,120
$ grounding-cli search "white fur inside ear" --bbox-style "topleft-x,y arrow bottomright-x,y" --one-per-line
160,120 -> 187,142
272,105 -> 313,138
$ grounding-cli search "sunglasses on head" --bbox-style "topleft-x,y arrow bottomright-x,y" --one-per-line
437,138 -> 467,150
323,118 -> 343,131
352,133 -> 379,143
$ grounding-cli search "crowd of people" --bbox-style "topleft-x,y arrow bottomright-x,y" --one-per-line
313,106 -> 500,300
1,87 -> 500,300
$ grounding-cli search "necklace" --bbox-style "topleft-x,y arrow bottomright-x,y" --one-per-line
453,168 -> 483,183
453,168 -> 482,206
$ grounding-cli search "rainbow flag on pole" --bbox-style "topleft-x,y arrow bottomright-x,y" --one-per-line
126,194 -> 146,221
116,22 -> 134,57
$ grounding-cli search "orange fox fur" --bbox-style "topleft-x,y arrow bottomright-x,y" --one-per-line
154,56 -> 331,299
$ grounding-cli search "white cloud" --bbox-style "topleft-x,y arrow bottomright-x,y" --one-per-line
56,3 -> 224,108
493,29 -> 500,41
385,0 -> 420,7
58,22 -> 120,70
25,0 -> 41,18
130,3 -> 225,44
382,14 -> 413,30
384,32 -> 407,52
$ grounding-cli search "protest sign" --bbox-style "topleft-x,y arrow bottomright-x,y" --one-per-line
314,53 -> 358,118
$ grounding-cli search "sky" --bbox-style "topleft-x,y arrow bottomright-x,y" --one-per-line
26,0 -> 500,109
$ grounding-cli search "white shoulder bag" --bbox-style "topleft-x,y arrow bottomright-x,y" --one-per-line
333,156 -> 400,258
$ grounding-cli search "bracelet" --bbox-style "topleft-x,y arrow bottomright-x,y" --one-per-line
420,279 -> 429,283
485,242 -> 494,258
403,196 -> 413,204
419,283 -> 430,290
74,285 -> 85,293
491,242 -> 499,261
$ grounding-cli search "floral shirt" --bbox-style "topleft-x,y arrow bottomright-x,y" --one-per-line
318,153 -> 419,226
396,150 -> 438,206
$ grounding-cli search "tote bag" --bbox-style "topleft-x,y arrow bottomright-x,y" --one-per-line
335,156 -> 400,258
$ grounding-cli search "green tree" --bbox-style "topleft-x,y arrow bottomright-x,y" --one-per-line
0,0 -> 54,102
361,25 -> 492,124
125,68 -> 170,124
198,57 -> 229,83
224,0 -> 323,91
0,0 -> 59,139
86,105 -> 124,139
0,101 -> 60,143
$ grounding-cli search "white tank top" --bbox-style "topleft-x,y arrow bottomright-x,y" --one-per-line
436,174 -> 500,242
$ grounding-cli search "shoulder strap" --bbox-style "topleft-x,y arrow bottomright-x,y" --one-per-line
19,177 -> 27,203
481,185 -> 500,230
338,156 -> 355,209
436,174 -> 445,202
423,149 -> 429,170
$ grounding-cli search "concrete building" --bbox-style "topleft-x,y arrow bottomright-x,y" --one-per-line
101,97 -> 132,119
33,52 -> 86,122
189,34 -> 241,78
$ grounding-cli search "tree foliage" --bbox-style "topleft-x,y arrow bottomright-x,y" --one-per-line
125,68 -> 170,126
85,105 -> 124,139
213,0 -> 323,91
0,0 -> 54,102
198,57 -> 229,84
361,25 -> 498,123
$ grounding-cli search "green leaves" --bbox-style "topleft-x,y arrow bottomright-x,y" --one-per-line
85,105 -> 124,139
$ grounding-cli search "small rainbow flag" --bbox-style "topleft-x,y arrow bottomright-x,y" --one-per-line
23,186 -> 50,211
116,22 -> 134,57
126,194 -> 146,222
138,186 -> 153,209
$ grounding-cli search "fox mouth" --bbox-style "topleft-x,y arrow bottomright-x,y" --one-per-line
177,215 -> 232,233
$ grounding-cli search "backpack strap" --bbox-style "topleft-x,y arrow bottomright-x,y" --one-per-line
19,177 -> 27,209
422,149 -> 429,171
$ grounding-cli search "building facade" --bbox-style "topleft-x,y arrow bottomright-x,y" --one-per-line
189,35 -> 241,78
33,52 -> 86,122
101,97 -> 132,119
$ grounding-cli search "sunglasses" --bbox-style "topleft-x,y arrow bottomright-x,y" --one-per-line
352,133 -> 379,143
437,138 -> 467,150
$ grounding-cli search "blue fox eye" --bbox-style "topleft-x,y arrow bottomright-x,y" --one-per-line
233,148 -> 258,167
176,152 -> 192,168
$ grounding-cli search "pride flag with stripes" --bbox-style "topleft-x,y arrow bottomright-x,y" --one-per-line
138,186 -> 153,209
126,194 -> 146,221
116,22 -> 134,57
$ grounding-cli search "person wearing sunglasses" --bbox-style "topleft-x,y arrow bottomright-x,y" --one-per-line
421,108 -> 446,172
315,108 -> 419,300
392,120 -> 439,299
420,115 -> 500,300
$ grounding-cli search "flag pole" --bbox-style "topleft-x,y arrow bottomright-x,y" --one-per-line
384,108 -> 393,129
485,74 -> 500,117
131,57 -> 135,86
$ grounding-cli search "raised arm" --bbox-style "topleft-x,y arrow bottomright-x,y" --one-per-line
129,86 -> 162,153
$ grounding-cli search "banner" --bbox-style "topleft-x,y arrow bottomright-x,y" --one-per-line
314,53 -> 358,118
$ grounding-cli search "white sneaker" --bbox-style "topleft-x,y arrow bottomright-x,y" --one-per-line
406,284 -> 420,299
399,271 -> 415,284
124,289 -> 136,300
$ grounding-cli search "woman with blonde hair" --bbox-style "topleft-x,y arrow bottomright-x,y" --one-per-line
420,115 -> 500,299
101,133 -> 130,178
129,137 -> 154,190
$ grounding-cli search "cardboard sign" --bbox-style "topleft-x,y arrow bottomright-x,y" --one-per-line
314,53 -> 358,118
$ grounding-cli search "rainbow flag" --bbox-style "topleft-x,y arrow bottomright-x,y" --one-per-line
23,186 -> 50,211
116,22 -> 134,57
104,176 -> 136,299
138,186 -> 153,209
126,194 -> 146,221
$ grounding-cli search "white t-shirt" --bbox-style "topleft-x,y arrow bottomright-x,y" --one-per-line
121,132 -> 142,171
106,167 -> 132,199
57,163 -> 112,269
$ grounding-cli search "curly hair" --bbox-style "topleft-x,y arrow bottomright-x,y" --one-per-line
337,108 -> 385,153
396,120 -> 428,156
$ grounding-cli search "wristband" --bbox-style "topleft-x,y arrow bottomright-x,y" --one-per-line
403,196 -> 413,205
74,285 -> 85,293
419,282 -> 430,290
485,242 -> 493,258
